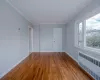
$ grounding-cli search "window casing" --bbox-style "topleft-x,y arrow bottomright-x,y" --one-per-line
76,13 -> 100,52
78,22 -> 83,47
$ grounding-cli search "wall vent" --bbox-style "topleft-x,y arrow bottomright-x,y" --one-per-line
79,52 -> 100,80
79,52 -> 100,67
79,62 -> 100,80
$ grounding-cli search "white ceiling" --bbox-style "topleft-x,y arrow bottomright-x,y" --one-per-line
8,0 -> 92,24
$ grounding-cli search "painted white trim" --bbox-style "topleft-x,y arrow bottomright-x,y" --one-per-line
65,52 -> 78,63
78,51 -> 100,62
28,26 -> 34,53
75,6 -> 100,55
75,45 -> 100,56
75,20 -> 100,55
0,52 -> 76,78
0,54 -> 29,78
84,47 -> 100,55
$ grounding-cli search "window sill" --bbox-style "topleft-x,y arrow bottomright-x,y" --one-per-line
84,47 -> 100,54
75,46 -> 100,55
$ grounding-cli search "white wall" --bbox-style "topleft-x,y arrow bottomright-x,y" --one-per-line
33,24 -> 66,52
66,1 -> 100,62
0,0 -> 31,77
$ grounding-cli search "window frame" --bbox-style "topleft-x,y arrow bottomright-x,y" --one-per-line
75,15 -> 100,54
78,22 -> 83,47
84,18 -> 100,53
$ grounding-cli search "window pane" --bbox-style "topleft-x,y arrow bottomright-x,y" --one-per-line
86,13 -> 100,49
78,22 -> 83,46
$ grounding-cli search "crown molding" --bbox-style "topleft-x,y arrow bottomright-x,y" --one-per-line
6,0 -> 33,24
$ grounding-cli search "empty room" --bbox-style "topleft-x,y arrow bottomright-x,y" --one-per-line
0,0 -> 100,80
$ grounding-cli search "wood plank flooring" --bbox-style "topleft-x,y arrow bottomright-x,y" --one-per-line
0,52 -> 93,80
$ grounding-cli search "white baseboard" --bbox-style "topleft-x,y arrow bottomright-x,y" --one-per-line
65,52 -> 78,63
0,52 -> 77,78
0,54 -> 29,78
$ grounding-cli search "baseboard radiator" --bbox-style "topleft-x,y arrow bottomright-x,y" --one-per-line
78,52 -> 100,80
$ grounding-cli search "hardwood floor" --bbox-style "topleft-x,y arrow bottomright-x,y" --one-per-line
1,52 -> 93,80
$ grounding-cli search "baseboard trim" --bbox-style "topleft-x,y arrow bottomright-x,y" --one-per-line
65,52 -> 78,63
64,52 -> 94,80
0,54 -> 29,78
0,52 -> 94,79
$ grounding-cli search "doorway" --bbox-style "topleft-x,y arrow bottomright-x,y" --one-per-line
53,28 -> 62,52
28,26 -> 33,53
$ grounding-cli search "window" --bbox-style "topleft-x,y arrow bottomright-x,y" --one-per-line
86,14 -> 100,49
76,13 -> 100,51
78,22 -> 83,47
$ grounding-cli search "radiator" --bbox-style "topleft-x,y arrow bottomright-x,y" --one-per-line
78,52 -> 100,80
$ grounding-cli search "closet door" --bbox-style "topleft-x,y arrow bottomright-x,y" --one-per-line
53,28 -> 62,52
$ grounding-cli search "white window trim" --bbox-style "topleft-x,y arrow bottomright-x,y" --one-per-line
75,20 -> 100,54
75,21 -> 84,48
74,6 -> 100,54
74,21 -> 79,47
84,46 -> 100,53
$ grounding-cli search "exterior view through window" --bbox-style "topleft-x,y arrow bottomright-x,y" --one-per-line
86,14 -> 100,49
77,13 -> 100,50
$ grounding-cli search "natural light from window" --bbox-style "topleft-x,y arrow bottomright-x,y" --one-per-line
77,13 -> 100,51
78,23 -> 83,47
86,13 -> 100,49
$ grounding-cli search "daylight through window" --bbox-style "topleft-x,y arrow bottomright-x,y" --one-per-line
77,13 -> 100,50
86,14 -> 100,49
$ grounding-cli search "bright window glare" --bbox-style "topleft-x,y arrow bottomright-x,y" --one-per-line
86,13 -> 100,30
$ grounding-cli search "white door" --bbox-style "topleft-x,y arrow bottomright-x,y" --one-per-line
53,28 -> 62,52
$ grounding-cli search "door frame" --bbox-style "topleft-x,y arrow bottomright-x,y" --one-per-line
28,26 -> 33,54
53,28 -> 62,52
